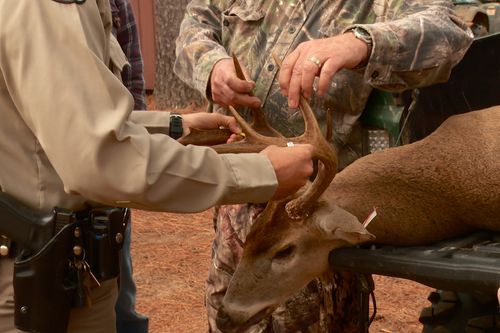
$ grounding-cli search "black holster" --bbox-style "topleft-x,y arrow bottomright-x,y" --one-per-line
13,223 -> 76,333
13,206 -> 129,333
85,207 -> 130,281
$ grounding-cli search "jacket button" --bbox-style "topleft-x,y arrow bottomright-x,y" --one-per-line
288,27 -> 296,33
267,64 -> 275,71
371,71 -> 379,79
223,19 -> 230,27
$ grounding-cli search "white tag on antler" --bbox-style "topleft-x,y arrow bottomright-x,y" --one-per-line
362,207 -> 378,228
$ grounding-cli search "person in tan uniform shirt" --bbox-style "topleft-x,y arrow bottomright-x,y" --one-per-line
0,1 -> 315,332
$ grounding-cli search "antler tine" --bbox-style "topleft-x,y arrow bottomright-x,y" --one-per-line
188,102 -> 285,153
232,53 -> 282,138
271,52 -> 338,219
179,114 -> 280,153
205,54 -> 288,152
297,96 -> 324,142
270,54 -> 323,143
228,106 -> 273,142
180,55 -> 287,153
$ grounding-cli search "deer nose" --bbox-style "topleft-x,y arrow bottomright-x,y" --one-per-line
216,306 -> 236,332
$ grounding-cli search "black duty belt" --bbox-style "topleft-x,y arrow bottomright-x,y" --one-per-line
0,191 -> 128,258
0,205 -> 80,259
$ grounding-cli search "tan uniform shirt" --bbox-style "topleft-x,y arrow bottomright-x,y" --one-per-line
0,0 -> 278,213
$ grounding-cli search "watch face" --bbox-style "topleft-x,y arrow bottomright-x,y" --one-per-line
170,113 -> 184,139
354,28 -> 372,45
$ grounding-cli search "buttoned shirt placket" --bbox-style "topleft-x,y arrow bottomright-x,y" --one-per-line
253,0 -> 313,105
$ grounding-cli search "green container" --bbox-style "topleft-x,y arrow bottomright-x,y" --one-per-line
360,90 -> 404,147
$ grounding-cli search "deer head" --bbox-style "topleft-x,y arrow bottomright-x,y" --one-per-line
216,200 -> 373,332
182,55 -> 374,332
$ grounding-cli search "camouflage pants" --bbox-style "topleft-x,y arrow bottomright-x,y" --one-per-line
206,204 -> 322,333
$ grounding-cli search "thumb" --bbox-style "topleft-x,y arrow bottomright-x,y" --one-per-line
216,114 -> 242,134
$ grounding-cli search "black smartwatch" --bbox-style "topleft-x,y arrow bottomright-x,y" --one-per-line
169,113 -> 184,140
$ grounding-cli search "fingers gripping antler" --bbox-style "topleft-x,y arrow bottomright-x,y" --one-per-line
231,53 -> 283,138
270,54 -> 338,218
283,98 -> 337,219
180,54 -> 338,219
204,54 -> 289,153
220,54 -> 338,218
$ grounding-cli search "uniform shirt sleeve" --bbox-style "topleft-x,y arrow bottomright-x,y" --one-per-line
343,0 -> 474,92
0,1 -> 277,213
174,0 -> 233,97
129,110 -> 171,135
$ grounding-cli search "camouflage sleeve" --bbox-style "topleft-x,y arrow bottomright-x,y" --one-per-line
346,0 -> 474,92
174,0 -> 235,97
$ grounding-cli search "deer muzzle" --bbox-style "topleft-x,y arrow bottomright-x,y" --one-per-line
216,304 -> 272,333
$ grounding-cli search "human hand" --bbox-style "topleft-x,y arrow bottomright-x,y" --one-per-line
260,144 -> 314,200
278,33 -> 368,108
210,58 -> 262,108
182,112 -> 243,143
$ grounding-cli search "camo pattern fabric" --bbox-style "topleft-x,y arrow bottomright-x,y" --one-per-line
175,0 -> 472,147
175,0 -> 473,332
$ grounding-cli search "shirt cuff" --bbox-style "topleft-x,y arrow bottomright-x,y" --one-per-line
129,110 -> 171,135
343,24 -> 397,86
220,153 -> 278,204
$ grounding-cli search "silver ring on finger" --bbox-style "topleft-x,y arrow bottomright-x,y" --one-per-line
307,55 -> 322,69
286,141 -> 295,148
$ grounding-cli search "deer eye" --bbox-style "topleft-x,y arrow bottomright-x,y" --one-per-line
273,245 -> 296,261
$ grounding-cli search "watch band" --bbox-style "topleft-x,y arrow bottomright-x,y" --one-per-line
169,113 -> 184,140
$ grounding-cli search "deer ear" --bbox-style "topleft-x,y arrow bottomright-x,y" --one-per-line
314,203 -> 375,245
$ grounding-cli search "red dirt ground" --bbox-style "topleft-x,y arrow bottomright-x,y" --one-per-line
131,209 -> 433,333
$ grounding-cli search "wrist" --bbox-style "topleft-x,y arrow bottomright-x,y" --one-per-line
345,27 -> 372,69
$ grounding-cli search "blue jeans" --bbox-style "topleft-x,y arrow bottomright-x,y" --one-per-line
115,219 -> 149,333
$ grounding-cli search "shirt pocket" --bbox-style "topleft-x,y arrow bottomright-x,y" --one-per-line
108,35 -> 130,80
221,5 -> 265,52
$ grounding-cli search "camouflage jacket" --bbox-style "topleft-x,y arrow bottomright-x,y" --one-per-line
175,0 -> 473,144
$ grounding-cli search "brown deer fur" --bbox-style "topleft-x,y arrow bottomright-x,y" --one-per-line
331,106 -> 500,245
